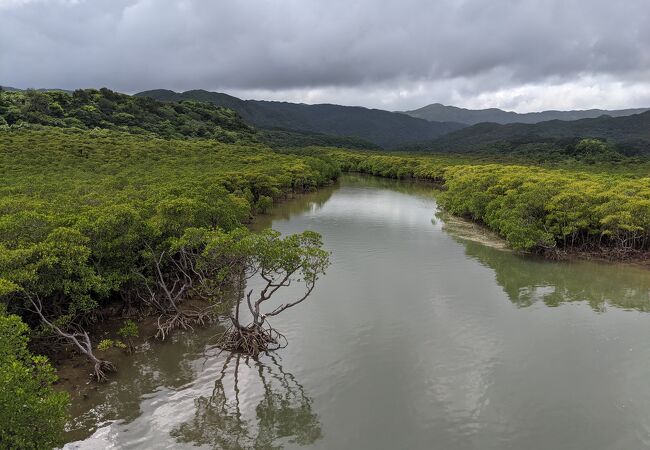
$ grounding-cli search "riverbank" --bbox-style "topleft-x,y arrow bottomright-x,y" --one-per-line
53,181 -> 338,388
306,149 -> 650,264
53,297 -> 226,402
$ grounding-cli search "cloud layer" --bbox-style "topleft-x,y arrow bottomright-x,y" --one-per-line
1,0 -> 650,111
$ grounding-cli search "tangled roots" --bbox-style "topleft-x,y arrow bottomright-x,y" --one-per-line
156,309 -> 214,340
216,322 -> 287,357
93,360 -> 117,382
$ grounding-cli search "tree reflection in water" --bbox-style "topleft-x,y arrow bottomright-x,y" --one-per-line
454,236 -> 650,312
171,353 -> 322,449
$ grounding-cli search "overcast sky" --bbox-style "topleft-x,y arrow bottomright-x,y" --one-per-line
1,0 -> 650,112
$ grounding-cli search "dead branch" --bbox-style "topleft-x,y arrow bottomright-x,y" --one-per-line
26,293 -> 115,382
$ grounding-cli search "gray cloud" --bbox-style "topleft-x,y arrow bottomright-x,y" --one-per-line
1,0 -> 650,111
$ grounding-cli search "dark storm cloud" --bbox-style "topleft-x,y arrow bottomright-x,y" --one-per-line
1,0 -> 650,110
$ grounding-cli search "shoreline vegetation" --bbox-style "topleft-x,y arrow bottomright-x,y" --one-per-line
306,149 -> 650,263
2,87 -> 650,447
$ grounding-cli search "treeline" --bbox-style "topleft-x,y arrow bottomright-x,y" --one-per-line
310,148 -> 650,256
441,165 -> 650,254
401,135 -> 630,163
258,128 -> 380,150
0,88 -> 255,142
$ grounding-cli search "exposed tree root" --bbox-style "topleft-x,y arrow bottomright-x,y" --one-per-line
536,244 -> 650,263
93,360 -> 117,382
155,308 -> 215,340
216,322 -> 287,357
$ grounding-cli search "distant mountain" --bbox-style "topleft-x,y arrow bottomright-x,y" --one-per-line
0,86 -> 71,93
404,110 -> 650,155
136,89 -> 466,148
403,103 -> 649,125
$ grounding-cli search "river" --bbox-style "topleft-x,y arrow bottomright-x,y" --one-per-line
65,174 -> 650,450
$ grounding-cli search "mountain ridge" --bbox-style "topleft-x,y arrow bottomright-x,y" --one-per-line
401,110 -> 650,155
136,89 -> 466,148
403,102 -> 649,125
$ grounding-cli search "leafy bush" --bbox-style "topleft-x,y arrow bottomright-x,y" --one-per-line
0,307 -> 69,449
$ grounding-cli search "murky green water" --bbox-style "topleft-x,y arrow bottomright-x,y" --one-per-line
65,174 -> 650,450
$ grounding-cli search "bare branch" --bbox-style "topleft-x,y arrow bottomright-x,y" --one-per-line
266,279 -> 316,317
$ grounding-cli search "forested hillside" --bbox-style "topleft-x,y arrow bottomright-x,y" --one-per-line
403,102 -> 648,125
0,88 -> 380,150
0,88 -> 255,142
136,89 -> 466,148
402,111 -> 650,156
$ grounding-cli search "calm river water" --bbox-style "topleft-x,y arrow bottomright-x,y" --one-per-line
65,174 -> 650,450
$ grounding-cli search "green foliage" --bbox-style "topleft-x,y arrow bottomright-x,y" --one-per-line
118,320 -> 138,339
0,127 -> 339,347
97,339 -> 115,351
0,309 -> 69,449
0,88 -> 255,142
118,320 -> 139,353
97,339 -> 126,351
570,138 -> 620,162
247,229 -> 330,289
255,195 -> 273,213
440,164 -> 650,251
169,226 -> 329,304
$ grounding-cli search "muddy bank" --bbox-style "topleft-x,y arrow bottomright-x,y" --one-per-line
54,299 -> 225,395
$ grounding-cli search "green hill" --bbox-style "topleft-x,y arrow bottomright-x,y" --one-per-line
136,89 -> 466,148
402,111 -> 650,157
0,88 -> 255,143
0,88 -> 383,150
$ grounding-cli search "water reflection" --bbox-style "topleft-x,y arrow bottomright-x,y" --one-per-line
252,174 -> 437,232
455,237 -> 650,312
264,174 -> 650,315
65,330 -> 214,441
251,181 -> 338,231
171,354 -> 322,449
